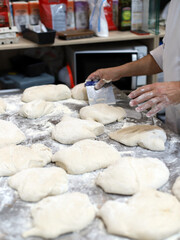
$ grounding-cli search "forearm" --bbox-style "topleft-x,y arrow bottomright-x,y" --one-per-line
112,54 -> 163,80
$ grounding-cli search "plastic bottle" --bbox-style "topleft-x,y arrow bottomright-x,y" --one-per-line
118,0 -> 131,31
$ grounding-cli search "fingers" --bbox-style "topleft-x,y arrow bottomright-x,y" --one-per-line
128,85 -> 154,99
94,78 -> 112,90
135,96 -> 162,112
129,91 -> 155,107
146,102 -> 166,117
131,95 -> 169,117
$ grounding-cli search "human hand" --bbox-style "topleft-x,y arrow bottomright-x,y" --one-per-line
86,67 -> 120,90
128,82 -> 180,117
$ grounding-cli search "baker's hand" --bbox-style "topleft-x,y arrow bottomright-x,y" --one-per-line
86,68 -> 119,90
128,82 -> 180,117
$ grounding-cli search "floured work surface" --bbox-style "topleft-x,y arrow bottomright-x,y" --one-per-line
0,89 -> 180,240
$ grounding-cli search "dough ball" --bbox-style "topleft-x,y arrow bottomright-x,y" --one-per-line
71,83 -> 88,101
19,100 -> 54,119
22,192 -> 96,239
96,157 -> 169,195
109,124 -> 166,151
0,120 -> 26,148
172,176 -> 180,201
79,103 -> 126,125
52,139 -> 120,174
8,167 -> 68,202
98,189 -> 180,240
52,116 -> 104,144
0,98 -> 6,114
0,144 -> 52,176
21,84 -> 71,102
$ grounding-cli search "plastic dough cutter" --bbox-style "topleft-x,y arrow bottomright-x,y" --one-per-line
85,80 -> 116,105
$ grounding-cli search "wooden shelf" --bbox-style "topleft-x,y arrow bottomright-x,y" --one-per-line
0,30 -> 157,51
0,29 -> 165,85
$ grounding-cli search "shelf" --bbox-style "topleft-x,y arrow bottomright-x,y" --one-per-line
0,30 -> 156,51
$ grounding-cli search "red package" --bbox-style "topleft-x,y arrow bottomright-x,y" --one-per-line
0,0 -> 8,8
104,0 -> 117,31
0,11 -> 9,27
39,0 -> 67,31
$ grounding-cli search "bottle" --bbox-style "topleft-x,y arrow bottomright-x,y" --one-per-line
118,0 -> 131,31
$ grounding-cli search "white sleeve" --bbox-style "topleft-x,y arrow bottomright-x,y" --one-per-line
150,36 -> 165,71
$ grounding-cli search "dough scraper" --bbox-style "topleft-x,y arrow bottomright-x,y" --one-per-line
85,80 -> 116,105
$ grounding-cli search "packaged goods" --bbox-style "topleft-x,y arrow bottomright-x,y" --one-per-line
39,0 -> 67,31
66,0 -> 75,30
89,0 -> 108,37
74,0 -> 88,30
12,1 -> 29,32
131,0 -> 142,31
0,0 -> 11,27
28,1 -> 40,25
104,0 -> 117,30
0,11 -> 9,27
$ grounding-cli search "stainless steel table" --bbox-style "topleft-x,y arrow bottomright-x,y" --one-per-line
0,88 -> 180,240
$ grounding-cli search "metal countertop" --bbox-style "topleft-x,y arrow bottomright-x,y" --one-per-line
0,88 -> 180,240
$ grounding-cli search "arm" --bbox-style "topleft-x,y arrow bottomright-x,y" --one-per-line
87,54 -> 162,89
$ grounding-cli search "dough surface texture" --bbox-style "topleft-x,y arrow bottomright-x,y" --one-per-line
0,120 -> 26,148
19,100 -> 54,119
96,156 -> 169,195
98,189 -> 180,240
52,139 -> 120,174
80,103 -> 126,125
0,98 -> 6,114
0,144 -> 52,176
52,116 -> 104,144
8,167 -> 68,202
22,192 -> 96,239
109,124 -> 166,151
21,84 -> 71,102
172,176 -> 180,201
71,83 -> 88,101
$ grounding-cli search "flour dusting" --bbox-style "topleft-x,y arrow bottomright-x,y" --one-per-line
0,91 -> 180,240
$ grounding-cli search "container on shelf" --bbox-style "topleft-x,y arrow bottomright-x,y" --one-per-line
118,0 -> 131,31
22,27 -> 56,44
148,0 -> 160,35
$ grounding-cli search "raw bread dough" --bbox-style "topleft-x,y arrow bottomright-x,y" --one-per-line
98,189 -> 180,240
96,156 -> 169,195
52,116 -> 104,144
79,103 -> 126,125
8,167 -> 68,202
19,100 -> 54,119
71,83 -> 88,101
21,84 -> 71,102
172,176 -> 180,201
0,120 -> 26,148
0,98 -> 6,114
0,144 -> 52,176
109,124 -> 166,151
52,139 -> 120,174
22,192 -> 96,239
